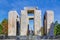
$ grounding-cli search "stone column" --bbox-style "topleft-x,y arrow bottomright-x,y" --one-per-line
46,10 -> 54,35
20,10 -> 28,36
8,11 -> 19,36
34,10 -> 41,36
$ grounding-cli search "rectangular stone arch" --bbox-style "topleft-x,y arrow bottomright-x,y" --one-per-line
20,7 -> 41,36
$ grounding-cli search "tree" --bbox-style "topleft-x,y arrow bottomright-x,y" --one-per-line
1,19 -> 8,35
55,21 -> 58,26
0,24 -> 3,34
54,21 -> 60,36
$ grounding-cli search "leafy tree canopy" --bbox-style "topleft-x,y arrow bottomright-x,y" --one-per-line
0,24 -> 3,34
1,18 -> 8,35
54,23 -> 60,36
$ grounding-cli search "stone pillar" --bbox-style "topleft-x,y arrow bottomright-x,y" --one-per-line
34,10 -> 41,36
8,11 -> 19,36
20,10 -> 28,36
46,10 -> 54,35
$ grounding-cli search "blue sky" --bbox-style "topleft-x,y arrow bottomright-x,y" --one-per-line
0,0 -> 60,30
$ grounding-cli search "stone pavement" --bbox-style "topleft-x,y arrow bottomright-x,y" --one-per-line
0,36 -> 60,40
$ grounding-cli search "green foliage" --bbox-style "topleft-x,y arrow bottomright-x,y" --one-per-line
54,24 -> 60,36
0,18 -> 8,35
0,24 -> 3,34
1,19 -> 8,24
1,18 -> 8,35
